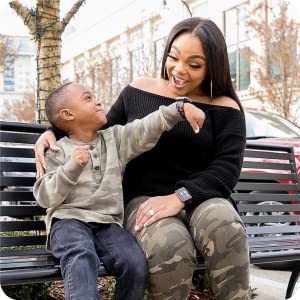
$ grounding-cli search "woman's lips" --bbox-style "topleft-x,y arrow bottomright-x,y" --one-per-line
172,74 -> 189,88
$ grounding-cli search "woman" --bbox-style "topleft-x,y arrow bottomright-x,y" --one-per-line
35,17 -> 251,300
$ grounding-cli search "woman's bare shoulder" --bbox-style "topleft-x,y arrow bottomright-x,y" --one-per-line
213,96 -> 240,111
130,77 -> 160,91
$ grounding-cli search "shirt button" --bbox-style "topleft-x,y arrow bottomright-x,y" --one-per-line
90,145 -> 95,150
93,153 -> 98,158
95,166 -> 100,170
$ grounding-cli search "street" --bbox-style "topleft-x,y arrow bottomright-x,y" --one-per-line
250,265 -> 300,300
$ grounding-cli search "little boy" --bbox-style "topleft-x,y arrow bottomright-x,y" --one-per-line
33,82 -> 205,300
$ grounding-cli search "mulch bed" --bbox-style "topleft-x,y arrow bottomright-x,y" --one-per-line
48,277 -> 215,300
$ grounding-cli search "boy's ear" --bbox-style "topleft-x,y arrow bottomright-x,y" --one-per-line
59,109 -> 74,121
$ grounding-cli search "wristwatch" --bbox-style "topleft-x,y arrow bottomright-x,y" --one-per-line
175,97 -> 193,119
175,96 -> 193,103
175,187 -> 193,207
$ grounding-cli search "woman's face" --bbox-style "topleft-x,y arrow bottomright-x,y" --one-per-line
165,32 -> 208,97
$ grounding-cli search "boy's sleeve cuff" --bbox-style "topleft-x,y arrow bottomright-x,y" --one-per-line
62,156 -> 85,182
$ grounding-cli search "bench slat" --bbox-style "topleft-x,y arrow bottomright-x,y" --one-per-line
244,149 -> 292,160
246,225 -> 300,235
0,264 -> 108,286
242,161 -> 293,170
232,193 -> 300,202
1,260 -> 58,270
0,221 -> 45,232
238,204 -> 300,212
1,205 -> 46,217
0,147 -> 35,158
0,248 -> 49,258
1,162 -> 36,172
241,215 -> 300,224
0,176 -> 35,187
0,191 -> 36,202
234,182 -> 299,191
239,172 -> 296,181
0,236 -> 46,247
0,132 -> 40,144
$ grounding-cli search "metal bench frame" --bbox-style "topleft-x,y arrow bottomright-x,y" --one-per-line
1,121 -> 300,299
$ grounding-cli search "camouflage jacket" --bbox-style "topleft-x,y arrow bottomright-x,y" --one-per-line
33,102 -> 183,237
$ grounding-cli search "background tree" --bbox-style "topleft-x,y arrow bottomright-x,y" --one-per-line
0,34 -> 16,73
0,90 -> 36,122
9,0 -> 86,123
72,48 -> 130,111
248,0 -> 300,123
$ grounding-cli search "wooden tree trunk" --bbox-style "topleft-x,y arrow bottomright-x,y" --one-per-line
9,0 -> 85,124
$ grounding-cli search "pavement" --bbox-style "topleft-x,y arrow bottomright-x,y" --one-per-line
250,265 -> 300,300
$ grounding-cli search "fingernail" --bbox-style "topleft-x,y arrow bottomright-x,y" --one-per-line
195,127 -> 199,134
43,165 -> 47,170
135,225 -> 139,231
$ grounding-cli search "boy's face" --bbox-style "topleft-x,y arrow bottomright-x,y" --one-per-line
63,83 -> 107,129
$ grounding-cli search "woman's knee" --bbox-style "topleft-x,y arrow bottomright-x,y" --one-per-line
137,218 -> 197,272
189,198 -> 248,253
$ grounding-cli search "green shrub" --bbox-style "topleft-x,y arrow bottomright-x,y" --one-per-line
2,283 -> 52,300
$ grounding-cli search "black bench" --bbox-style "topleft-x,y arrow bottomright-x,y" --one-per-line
1,120 -> 300,299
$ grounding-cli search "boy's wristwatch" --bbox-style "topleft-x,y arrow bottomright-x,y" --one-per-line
175,97 -> 193,119
175,187 -> 193,207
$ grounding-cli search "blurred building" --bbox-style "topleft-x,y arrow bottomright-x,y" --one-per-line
60,0 -> 299,123
0,35 -> 36,120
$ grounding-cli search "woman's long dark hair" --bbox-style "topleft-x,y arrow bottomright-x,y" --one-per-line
160,17 -> 243,111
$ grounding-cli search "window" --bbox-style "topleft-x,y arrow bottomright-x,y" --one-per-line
4,56 -> 15,91
129,29 -> 144,80
18,39 -> 30,52
224,3 -> 250,91
111,56 -> 122,102
130,47 -> 144,80
154,37 -> 166,77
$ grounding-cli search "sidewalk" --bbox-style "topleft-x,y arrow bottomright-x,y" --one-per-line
250,265 -> 300,300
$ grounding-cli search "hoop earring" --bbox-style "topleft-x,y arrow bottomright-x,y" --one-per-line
210,79 -> 213,100
163,65 -> 170,85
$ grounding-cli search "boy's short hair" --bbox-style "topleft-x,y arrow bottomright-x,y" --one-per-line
45,82 -> 72,127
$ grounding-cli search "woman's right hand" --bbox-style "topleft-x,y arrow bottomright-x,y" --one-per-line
34,130 -> 59,178
184,103 -> 206,134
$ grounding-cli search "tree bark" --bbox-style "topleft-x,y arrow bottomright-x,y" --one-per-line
9,0 -> 85,123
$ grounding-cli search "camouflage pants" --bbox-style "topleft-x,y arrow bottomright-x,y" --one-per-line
124,196 -> 251,300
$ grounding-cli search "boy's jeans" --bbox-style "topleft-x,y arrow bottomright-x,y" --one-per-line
50,219 -> 148,300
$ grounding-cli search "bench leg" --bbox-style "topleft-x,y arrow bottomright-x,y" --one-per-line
286,261 -> 300,299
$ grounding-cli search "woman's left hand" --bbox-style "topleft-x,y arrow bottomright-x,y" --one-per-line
135,194 -> 185,231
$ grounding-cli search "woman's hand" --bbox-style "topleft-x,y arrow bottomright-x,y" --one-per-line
135,194 -> 185,231
184,103 -> 206,133
34,131 -> 59,178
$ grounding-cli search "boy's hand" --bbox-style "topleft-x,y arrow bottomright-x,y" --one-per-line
183,103 -> 206,133
72,145 -> 90,166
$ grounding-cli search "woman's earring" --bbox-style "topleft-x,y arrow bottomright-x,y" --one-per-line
210,79 -> 213,100
163,66 -> 170,85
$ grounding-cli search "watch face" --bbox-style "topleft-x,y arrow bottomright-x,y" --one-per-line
176,187 -> 192,201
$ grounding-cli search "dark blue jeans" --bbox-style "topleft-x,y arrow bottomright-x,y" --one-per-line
50,219 -> 148,300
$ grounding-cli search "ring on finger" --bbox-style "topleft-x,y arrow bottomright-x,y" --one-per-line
148,208 -> 155,217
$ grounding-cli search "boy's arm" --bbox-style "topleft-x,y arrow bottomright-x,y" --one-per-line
33,148 -> 85,208
113,102 -> 190,166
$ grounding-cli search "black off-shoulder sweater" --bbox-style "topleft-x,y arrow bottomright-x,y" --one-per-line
105,85 -> 246,208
